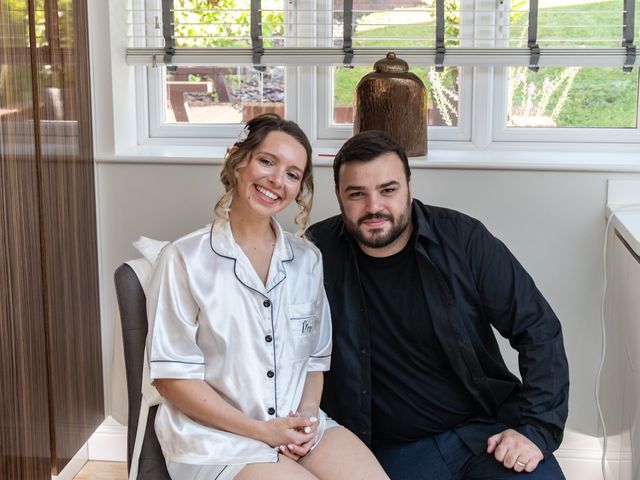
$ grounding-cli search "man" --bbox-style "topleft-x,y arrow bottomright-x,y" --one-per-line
307,131 -> 569,479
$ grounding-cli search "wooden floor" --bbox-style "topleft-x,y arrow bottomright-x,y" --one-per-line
73,461 -> 127,480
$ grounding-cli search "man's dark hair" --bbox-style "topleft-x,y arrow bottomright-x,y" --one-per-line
333,130 -> 411,187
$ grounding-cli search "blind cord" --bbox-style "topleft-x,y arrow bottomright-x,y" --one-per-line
596,203 -> 640,480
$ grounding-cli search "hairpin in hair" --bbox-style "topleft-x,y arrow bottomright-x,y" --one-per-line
236,124 -> 250,144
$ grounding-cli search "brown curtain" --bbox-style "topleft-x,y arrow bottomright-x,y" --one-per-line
0,0 -> 103,477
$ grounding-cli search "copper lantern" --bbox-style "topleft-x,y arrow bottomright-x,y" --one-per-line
353,52 -> 428,156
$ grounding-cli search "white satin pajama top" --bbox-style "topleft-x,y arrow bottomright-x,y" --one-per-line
146,220 -> 332,466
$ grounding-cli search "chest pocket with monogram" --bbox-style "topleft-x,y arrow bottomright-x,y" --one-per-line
287,303 -> 317,359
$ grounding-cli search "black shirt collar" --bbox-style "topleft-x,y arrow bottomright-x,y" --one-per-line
411,199 -> 440,246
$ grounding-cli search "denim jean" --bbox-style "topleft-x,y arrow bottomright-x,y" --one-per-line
373,430 -> 565,480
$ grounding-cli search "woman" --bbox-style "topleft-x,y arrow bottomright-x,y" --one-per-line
146,114 -> 389,480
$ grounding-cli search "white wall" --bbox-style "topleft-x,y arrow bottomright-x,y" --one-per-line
97,159 -> 640,438
89,0 -> 640,442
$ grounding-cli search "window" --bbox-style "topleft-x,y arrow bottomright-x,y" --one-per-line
498,0 -> 640,132
328,0 -> 460,129
125,0 -> 640,148
158,0 -> 286,125
505,66 -> 638,128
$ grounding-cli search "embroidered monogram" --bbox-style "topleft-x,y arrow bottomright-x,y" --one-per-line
301,319 -> 313,334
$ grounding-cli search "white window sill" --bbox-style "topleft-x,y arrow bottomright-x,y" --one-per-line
97,143 -> 640,173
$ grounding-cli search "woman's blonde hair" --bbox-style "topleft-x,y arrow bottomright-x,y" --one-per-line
214,113 -> 314,233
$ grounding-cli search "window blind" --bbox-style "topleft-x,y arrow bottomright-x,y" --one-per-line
125,0 -> 637,69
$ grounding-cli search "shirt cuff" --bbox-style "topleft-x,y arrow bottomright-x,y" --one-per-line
307,355 -> 331,372
515,423 -> 550,458
150,360 -> 205,379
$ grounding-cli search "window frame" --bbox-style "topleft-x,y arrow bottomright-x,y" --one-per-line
131,0 -> 640,150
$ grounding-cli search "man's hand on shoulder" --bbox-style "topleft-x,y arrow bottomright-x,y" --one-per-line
486,429 -> 543,473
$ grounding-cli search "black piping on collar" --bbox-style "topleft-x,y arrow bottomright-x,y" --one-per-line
208,221 -> 294,294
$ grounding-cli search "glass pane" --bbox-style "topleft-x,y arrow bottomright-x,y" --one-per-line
172,0 -> 285,48
332,0 -> 460,49
507,67 -> 639,128
509,0 -> 624,48
333,66 -> 459,127
173,0 -> 251,48
262,0 -> 285,48
164,66 -> 285,124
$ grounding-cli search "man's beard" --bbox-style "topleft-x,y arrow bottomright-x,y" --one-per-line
342,197 -> 412,250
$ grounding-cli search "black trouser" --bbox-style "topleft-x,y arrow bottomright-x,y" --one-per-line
373,430 -> 565,480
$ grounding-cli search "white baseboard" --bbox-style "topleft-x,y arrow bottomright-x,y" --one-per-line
87,416 -> 128,462
50,417 -> 127,479
555,429 -> 634,480
83,422 -> 621,480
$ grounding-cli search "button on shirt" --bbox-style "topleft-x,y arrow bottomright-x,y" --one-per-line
147,220 -> 332,465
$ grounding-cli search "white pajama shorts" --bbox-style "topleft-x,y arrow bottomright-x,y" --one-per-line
166,417 -> 340,480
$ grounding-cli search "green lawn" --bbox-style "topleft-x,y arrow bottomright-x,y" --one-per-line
334,0 -> 639,128
512,0 -> 626,48
510,66 -> 638,128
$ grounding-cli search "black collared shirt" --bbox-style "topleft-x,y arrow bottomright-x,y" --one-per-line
307,200 -> 569,457
355,230 -> 482,443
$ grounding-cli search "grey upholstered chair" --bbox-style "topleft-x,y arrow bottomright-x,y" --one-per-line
114,263 -> 171,480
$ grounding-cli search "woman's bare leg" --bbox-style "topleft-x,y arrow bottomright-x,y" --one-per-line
235,455 -> 319,480
299,426 -> 390,480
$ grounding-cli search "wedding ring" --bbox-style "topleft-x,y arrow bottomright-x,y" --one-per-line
515,460 -> 527,468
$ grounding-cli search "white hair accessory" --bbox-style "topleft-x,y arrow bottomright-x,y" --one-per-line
236,124 -> 250,144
